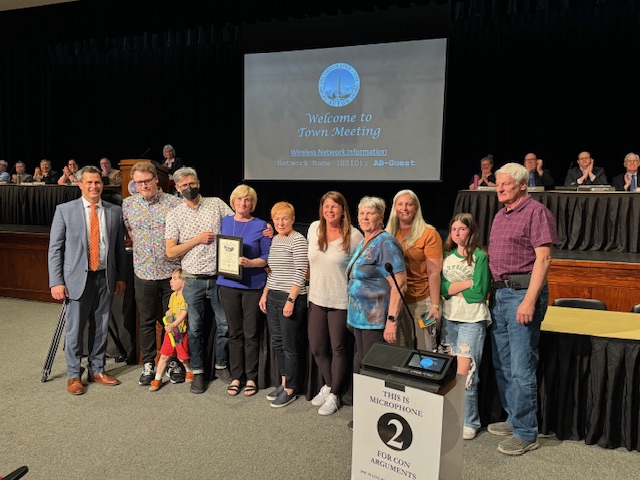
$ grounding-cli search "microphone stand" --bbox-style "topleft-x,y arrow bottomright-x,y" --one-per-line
385,263 -> 417,350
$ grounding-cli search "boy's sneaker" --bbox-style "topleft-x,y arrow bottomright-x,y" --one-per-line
190,373 -> 206,394
318,393 -> 340,416
138,362 -> 154,386
148,379 -> 162,392
168,359 -> 186,384
311,384 -> 331,407
215,367 -> 232,383
185,371 -> 194,383
463,426 -> 477,440
270,389 -> 297,408
488,422 -> 513,436
497,436 -> 539,455
266,384 -> 284,401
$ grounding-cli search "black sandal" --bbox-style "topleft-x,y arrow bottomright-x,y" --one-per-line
243,382 -> 257,397
227,382 -> 241,396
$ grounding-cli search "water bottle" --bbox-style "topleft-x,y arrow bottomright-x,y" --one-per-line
473,175 -> 479,190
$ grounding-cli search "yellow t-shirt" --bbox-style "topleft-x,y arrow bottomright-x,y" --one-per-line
167,291 -> 188,333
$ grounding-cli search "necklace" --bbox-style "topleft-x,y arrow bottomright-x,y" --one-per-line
233,217 -> 252,237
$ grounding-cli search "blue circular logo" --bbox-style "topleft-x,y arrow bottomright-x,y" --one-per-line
318,63 -> 360,107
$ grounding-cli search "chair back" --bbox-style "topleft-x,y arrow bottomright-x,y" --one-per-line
552,298 -> 607,310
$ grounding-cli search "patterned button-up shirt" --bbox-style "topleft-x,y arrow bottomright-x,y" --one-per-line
122,191 -> 181,280
165,197 -> 234,276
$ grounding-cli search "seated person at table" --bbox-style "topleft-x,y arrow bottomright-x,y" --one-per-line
468,154 -> 496,190
523,152 -> 554,188
57,158 -> 81,185
33,159 -> 61,184
100,157 -> 122,187
12,161 -> 33,183
0,160 -> 9,182
612,152 -> 639,192
564,151 -> 608,186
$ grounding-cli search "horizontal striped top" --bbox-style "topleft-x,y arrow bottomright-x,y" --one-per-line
266,231 -> 308,293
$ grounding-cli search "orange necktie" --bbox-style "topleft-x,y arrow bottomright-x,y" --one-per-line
89,203 -> 100,271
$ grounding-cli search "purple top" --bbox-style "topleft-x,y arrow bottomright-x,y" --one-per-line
488,195 -> 557,281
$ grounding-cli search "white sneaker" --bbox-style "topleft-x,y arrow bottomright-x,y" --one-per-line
463,426 -> 477,440
318,393 -> 340,416
311,384 -> 331,407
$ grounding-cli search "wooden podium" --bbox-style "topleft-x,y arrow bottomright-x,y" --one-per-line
119,159 -> 170,199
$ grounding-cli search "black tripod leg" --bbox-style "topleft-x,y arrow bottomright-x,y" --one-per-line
41,300 -> 68,383
107,320 -> 127,359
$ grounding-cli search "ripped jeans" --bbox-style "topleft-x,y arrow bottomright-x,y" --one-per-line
441,318 -> 488,431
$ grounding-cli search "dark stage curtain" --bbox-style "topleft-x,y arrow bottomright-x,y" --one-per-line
481,330 -> 640,451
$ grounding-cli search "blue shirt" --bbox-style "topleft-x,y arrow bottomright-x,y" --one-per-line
346,231 -> 405,330
216,216 -> 271,290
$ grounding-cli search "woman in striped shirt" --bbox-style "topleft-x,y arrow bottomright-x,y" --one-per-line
259,201 -> 309,408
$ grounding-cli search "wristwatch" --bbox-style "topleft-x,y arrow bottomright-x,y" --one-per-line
387,315 -> 396,323
286,297 -> 295,303
431,304 -> 440,310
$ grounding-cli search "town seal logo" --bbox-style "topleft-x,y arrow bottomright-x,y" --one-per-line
318,63 -> 360,107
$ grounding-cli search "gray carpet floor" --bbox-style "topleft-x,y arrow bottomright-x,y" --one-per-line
1,297 -> 638,480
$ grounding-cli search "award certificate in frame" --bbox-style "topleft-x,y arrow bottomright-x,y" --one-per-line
217,235 -> 243,280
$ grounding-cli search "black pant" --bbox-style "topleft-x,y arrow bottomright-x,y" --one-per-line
219,286 -> 263,383
134,275 -> 173,365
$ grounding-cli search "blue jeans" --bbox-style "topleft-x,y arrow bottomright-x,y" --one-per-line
266,290 -> 307,391
441,318 -> 488,431
183,277 -> 229,374
490,286 -> 549,442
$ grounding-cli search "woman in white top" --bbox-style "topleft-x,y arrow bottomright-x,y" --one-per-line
307,191 -> 363,416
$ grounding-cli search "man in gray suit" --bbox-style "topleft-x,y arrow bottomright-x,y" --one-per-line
48,165 -> 127,395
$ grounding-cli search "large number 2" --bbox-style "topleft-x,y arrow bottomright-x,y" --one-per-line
385,418 -> 404,449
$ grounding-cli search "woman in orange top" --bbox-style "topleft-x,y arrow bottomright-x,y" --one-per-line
386,189 -> 443,351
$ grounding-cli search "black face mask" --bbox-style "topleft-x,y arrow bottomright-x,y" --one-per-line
182,187 -> 200,201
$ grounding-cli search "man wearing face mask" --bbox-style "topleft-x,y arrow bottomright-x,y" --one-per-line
165,167 -> 235,394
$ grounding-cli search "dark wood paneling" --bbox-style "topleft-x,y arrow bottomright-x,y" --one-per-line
0,231 -> 52,302
548,260 -> 640,312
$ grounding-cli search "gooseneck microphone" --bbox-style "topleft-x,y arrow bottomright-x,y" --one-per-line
139,147 -> 151,159
384,262 -> 417,349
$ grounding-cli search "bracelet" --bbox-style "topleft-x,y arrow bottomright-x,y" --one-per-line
431,304 -> 440,310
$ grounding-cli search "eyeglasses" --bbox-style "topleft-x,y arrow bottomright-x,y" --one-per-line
177,182 -> 198,190
134,177 -> 155,186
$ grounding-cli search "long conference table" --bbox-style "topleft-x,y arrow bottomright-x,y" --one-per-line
454,190 -> 640,253
479,306 -> 640,451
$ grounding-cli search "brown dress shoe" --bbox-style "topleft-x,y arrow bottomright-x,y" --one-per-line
67,378 -> 84,395
88,371 -> 121,386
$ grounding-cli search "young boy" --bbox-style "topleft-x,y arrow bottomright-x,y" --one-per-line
149,268 -> 193,391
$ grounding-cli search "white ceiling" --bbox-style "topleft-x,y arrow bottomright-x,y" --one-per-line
0,0 -> 77,12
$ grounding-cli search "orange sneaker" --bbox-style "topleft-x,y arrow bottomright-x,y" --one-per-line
149,379 -> 162,391
185,371 -> 194,383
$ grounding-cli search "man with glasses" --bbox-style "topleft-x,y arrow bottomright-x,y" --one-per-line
564,151 -> 608,186
122,162 -> 182,384
523,153 -> 554,189
612,152 -> 639,192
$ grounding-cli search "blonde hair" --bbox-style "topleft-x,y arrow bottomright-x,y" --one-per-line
130,161 -> 157,177
230,184 -> 257,213
385,189 -> 430,249
172,268 -> 185,281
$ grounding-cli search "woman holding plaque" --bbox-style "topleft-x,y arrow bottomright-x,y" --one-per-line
217,184 -> 271,397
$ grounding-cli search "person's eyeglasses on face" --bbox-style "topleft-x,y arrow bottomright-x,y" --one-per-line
134,177 -> 155,186
177,181 -> 198,191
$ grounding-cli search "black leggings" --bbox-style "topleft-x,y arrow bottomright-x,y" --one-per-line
307,302 -> 350,396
